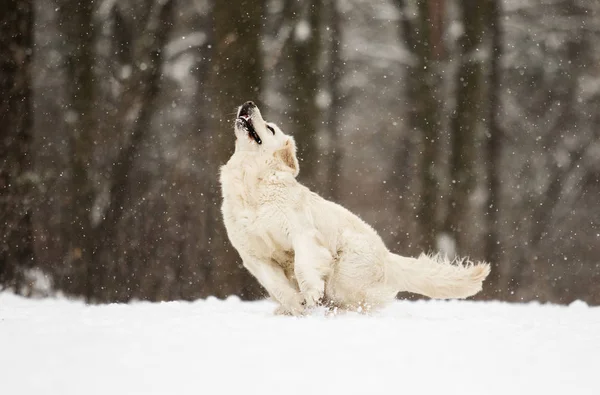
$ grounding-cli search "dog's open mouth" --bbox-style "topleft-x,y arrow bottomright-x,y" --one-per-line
237,115 -> 262,145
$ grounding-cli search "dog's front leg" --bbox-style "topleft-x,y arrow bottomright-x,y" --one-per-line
293,232 -> 333,308
241,254 -> 305,315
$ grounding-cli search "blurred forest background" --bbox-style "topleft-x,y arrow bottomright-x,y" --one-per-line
2,0 -> 600,305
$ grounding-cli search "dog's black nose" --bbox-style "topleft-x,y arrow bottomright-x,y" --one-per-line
238,101 -> 256,118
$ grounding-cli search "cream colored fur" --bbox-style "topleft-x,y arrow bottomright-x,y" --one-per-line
220,102 -> 490,315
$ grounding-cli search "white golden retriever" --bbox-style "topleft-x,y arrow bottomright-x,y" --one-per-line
220,101 -> 490,315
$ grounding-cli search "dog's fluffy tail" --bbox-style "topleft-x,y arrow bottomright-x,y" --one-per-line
388,253 -> 490,299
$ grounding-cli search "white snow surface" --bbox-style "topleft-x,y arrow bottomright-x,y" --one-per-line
1,292 -> 599,395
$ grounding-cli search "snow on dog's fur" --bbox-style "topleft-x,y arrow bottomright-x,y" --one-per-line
220,101 -> 490,315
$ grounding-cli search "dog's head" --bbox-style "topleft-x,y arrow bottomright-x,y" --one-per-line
234,101 -> 299,176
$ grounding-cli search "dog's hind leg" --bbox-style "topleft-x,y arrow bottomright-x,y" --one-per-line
293,231 -> 333,308
325,231 -> 397,310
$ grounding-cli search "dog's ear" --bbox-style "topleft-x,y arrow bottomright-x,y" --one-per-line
274,137 -> 299,177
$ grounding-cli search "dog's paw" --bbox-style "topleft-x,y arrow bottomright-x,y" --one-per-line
274,305 -> 296,316
274,294 -> 306,316
274,303 -> 305,317
302,287 -> 324,309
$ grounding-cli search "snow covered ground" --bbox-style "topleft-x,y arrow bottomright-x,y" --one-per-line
1,293 -> 599,395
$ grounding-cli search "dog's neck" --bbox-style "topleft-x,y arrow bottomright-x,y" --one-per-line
221,151 -> 296,202
221,152 -> 270,203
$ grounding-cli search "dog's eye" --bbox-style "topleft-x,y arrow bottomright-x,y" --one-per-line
267,125 -> 275,135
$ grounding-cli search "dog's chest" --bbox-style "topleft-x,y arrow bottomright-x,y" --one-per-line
222,173 -> 293,254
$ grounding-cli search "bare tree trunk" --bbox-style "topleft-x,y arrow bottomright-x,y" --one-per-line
428,0 -> 446,60
0,0 -> 35,293
286,0 -> 323,189
57,0 -> 97,297
444,0 -> 484,255
327,0 -> 343,201
395,0 -> 444,252
207,0 -> 266,299
482,0 -> 503,299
